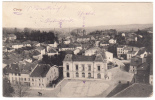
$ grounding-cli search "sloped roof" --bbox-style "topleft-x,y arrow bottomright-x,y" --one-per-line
63,54 -> 72,61
59,44 -> 75,48
35,46 -> 45,50
130,57 -> 142,66
137,62 -> 149,71
4,64 -> 20,74
136,47 -> 146,56
72,55 -> 95,61
20,61 -> 38,74
94,54 -> 105,62
32,50 -> 41,56
127,51 -> 137,54
114,83 -> 153,97
30,64 -> 51,77
117,45 -> 125,48
48,48 -> 57,53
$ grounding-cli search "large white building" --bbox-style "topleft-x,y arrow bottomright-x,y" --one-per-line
63,52 -> 112,80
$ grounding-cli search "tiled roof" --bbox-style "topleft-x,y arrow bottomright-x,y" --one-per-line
77,35 -> 91,38
114,83 -> 153,97
136,47 -> 146,56
48,48 -> 57,53
137,62 -> 149,71
30,64 -> 51,77
72,55 -> 95,61
127,51 -> 137,54
35,46 -> 45,50
130,57 -> 142,66
59,44 -> 75,48
20,61 -> 38,74
117,45 -> 125,48
32,50 -> 41,56
4,64 -> 20,74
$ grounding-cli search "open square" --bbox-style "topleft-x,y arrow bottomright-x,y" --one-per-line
57,80 -> 109,97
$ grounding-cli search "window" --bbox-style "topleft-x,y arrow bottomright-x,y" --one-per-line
88,65 -> 91,71
82,64 -> 85,71
24,78 -> 26,81
82,73 -> 85,78
88,73 -> 91,78
67,72 -> 70,77
32,79 -> 34,81
76,65 -> 78,71
66,64 -> 69,70
98,66 -> 100,71
76,72 -> 79,77
42,84 -> 44,86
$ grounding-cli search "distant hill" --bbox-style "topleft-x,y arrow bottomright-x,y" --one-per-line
40,24 -> 153,35
3,24 -> 153,37
83,24 -> 153,33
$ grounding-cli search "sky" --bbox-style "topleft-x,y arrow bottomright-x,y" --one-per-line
3,2 -> 153,29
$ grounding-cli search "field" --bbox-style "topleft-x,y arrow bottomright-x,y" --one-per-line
57,80 -> 109,97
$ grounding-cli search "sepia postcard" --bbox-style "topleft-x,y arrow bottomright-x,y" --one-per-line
2,2 -> 153,97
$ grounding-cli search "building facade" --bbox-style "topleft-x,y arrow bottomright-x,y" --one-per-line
63,53 -> 111,80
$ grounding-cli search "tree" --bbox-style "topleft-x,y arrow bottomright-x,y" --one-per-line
3,78 -> 14,97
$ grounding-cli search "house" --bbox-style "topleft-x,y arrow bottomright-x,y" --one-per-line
109,39 -> 116,44
76,35 -> 90,43
117,45 -> 139,59
149,63 -> 153,85
63,52 -> 111,80
31,41 -> 40,47
136,47 -> 148,58
30,64 -> 59,88
113,83 -> 153,97
73,48 -> 81,55
32,50 -> 42,60
126,51 -> 137,60
129,57 -> 143,74
84,46 -> 102,56
105,51 -> 113,62
48,41 -> 58,47
7,34 -> 16,41
23,40 -> 32,47
95,40 -> 100,46
47,48 -> 59,56
3,62 -> 38,85
122,33 -> 126,37
134,63 -> 149,83
12,43 -> 24,49
84,46 -> 113,62
99,41 -> 109,47
23,55 -> 32,63
64,39 -> 71,44
35,46 -> 46,55
125,33 -> 138,43
58,44 -> 75,51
